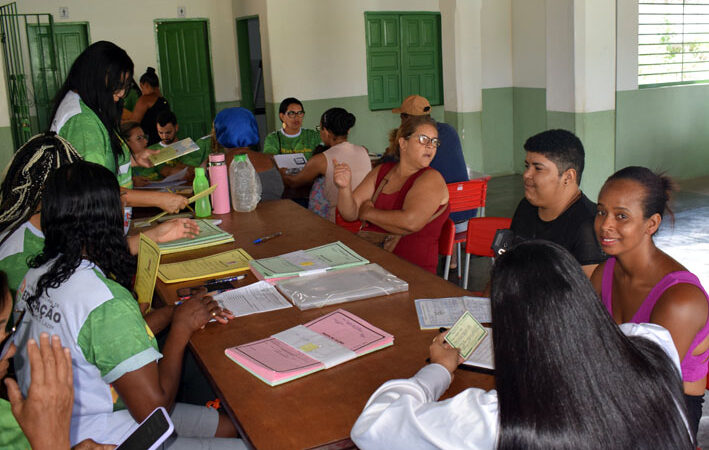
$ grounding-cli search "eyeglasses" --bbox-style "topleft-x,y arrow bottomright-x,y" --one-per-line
315,124 -> 322,132
285,110 -> 305,118
414,134 -> 440,148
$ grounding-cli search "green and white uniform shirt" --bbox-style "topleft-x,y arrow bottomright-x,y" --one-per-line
51,91 -> 133,232
263,128 -> 321,160
14,260 -> 161,445
0,221 -> 44,298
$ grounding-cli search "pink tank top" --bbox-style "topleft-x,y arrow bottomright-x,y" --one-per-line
362,162 -> 449,273
602,257 -> 709,381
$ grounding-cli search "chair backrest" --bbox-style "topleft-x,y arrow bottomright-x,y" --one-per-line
438,218 -> 455,256
465,217 -> 512,257
335,209 -> 361,233
447,179 -> 488,214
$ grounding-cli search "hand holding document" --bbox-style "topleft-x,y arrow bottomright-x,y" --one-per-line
148,138 -> 201,166
136,185 -> 217,226
444,311 -> 488,359
273,153 -> 307,173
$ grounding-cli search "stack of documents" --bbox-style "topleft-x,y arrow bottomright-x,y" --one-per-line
157,248 -> 252,283
249,241 -> 368,281
157,219 -> 234,254
225,309 -> 393,386
276,263 -> 408,310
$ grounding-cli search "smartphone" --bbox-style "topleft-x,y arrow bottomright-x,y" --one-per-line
116,406 -> 174,450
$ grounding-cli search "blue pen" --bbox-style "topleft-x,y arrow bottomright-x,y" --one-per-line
210,274 -> 246,284
253,231 -> 282,244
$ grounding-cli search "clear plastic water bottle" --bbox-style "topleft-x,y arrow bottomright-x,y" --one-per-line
193,167 -> 212,217
229,154 -> 262,212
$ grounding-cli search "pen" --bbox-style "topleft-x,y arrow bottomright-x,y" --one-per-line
210,274 -> 246,283
253,231 -> 282,244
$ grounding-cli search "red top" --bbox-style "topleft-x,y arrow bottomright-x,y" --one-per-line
362,162 -> 450,273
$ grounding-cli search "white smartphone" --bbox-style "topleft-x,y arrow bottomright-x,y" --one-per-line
116,406 -> 174,450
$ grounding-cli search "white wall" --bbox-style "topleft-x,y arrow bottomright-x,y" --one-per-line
616,0 -> 638,91
258,0 -> 440,103
441,0 -> 482,111
573,0 -> 615,112
511,0 -> 546,88
546,0 -> 575,112
0,50 -> 9,127
482,0 -> 513,89
17,0 -> 239,104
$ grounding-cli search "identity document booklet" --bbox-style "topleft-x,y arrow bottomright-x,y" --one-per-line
224,309 -> 393,386
249,241 -> 369,281
148,137 -> 201,166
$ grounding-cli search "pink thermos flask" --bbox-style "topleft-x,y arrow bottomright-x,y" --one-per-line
208,153 -> 230,214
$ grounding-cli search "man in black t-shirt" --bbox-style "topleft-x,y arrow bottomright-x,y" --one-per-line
510,129 -> 605,276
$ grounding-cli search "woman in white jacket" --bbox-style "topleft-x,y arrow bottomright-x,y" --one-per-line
351,240 -> 694,450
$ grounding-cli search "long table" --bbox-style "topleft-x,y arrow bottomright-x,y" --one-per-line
155,200 -> 495,449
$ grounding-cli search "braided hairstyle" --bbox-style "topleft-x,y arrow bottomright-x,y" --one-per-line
0,132 -> 81,246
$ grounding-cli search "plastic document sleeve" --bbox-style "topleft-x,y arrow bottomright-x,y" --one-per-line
275,263 -> 408,310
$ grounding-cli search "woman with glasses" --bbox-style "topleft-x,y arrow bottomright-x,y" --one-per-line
263,97 -> 321,160
280,107 -> 371,221
336,115 -> 449,273
49,41 -> 188,230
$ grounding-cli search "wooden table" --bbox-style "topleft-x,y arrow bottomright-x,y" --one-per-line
155,200 -> 495,449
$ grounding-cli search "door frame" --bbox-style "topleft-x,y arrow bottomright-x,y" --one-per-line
153,17 -> 217,130
235,15 -> 258,113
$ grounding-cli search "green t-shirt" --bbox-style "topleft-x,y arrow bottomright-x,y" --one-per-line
263,128 -> 321,160
0,222 -> 44,299
0,400 -> 29,449
52,92 -> 133,189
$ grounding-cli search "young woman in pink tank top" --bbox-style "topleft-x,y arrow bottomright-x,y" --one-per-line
590,166 -> 709,440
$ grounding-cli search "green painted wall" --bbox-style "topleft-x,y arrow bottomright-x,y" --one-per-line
481,87 -> 514,176
616,85 -> 709,181
512,88 -> 547,173
574,110 -> 615,201
216,100 -> 240,112
265,96 -> 444,155
0,126 -> 15,174
444,110 -> 482,172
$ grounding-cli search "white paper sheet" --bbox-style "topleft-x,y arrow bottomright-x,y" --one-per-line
213,281 -> 292,317
462,327 -> 494,370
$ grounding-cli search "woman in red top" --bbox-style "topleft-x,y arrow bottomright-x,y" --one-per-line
336,115 -> 449,273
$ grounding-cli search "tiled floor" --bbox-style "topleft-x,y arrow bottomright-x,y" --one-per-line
444,174 -> 709,292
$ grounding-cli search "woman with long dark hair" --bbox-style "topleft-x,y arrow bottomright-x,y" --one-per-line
50,41 -> 188,227
592,166 -> 709,439
0,133 -> 198,299
12,161 -> 241,447
351,241 -> 693,449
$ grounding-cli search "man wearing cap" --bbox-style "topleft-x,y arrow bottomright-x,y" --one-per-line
392,95 -> 472,225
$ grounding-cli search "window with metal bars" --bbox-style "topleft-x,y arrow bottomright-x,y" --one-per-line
639,0 -> 709,87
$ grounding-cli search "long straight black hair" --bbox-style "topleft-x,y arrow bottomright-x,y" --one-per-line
51,41 -> 133,170
491,241 -> 692,449
26,161 -> 135,309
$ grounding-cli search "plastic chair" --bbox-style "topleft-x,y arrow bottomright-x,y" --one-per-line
335,208 -> 361,234
462,217 -> 512,290
438,218 -> 456,281
446,178 -> 489,278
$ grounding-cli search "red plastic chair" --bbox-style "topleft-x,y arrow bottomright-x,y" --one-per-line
462,217 -> 512,289
446,178 -> 489,278
438,218 -> 456,281
335,208 -> 361,234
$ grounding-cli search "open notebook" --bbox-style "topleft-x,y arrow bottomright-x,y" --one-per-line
225,309 -> 393,386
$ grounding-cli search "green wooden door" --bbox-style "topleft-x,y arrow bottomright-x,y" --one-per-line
365,14 -> 401,110
156,20 -> 215,140
400,15 -> 442,105
27,22 -> 88,132
236,18 -> 254,112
